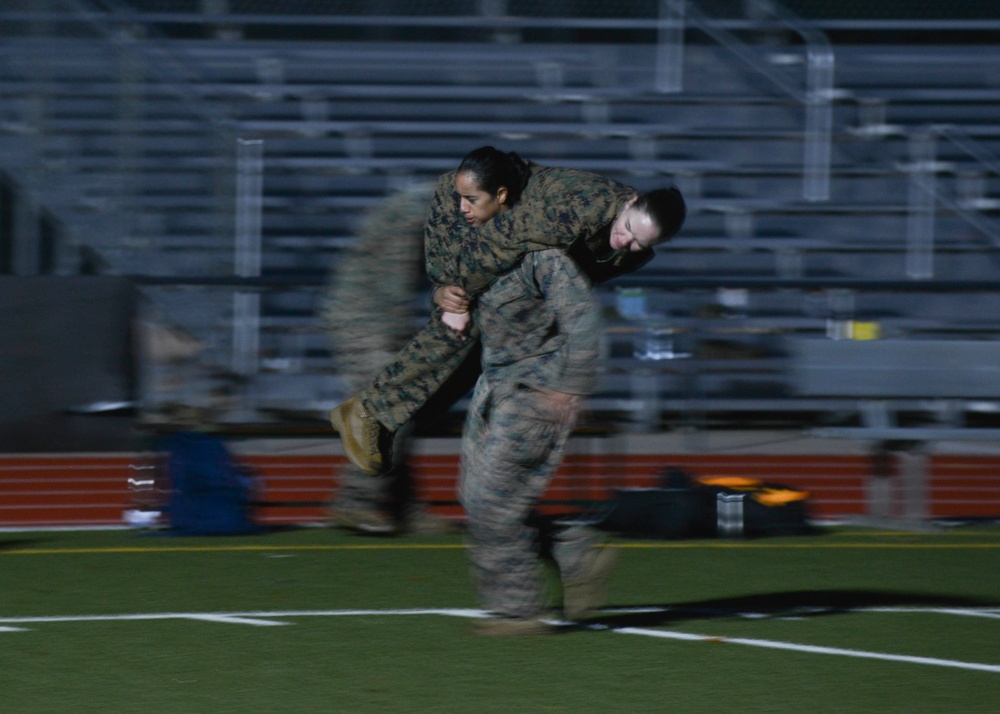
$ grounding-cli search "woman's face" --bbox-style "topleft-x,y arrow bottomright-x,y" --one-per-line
609,197 -> 661,252
454,171 -> 508,227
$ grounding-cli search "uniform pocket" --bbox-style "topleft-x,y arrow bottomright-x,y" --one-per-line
479,270 -> 530,309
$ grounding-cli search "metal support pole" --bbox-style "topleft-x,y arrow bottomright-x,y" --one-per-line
906,130 -> 937,279
803,46 -> 833,201
13,0 -> 52,275
478,0 -> 517,44
898,448 -> 930,522
232,138 -> 263,378
116,25 -> 145,265
12,191 -> 41,276
656,0 -> 686,93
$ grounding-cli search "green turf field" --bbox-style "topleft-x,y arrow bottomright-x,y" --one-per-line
2,525 -> 998,713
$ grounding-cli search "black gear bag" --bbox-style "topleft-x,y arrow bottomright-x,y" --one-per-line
596,467 -> 815,540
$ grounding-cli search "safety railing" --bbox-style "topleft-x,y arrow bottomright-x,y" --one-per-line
906,124 -> 1000,279
669,0 -> 834,202
0,0 -> 238,272
4,1 -> 998,431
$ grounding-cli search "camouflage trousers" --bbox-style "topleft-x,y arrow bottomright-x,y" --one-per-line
459,379 -> 599,618
333,423 -> 415,514
332,349 -> 414,513
360,308 -> 480,432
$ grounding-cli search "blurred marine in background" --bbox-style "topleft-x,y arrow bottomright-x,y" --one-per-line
320,181 -> 459,536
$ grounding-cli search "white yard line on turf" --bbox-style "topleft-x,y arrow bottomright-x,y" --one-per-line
862,606 -> 1000,620
1,608 -> 997,673
184,614 -> 292,626
611,626 -> 1000,674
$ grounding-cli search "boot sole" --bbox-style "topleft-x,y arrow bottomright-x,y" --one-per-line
472,617 -> 556,636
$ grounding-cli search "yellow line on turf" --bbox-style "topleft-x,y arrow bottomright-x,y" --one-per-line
3,541 -> 1000,555
835,530 -> 1000,537
614,542 -> 1000,549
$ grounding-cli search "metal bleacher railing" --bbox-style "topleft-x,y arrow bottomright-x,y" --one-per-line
906,125 -> 1000,279
1,0 -> 999,436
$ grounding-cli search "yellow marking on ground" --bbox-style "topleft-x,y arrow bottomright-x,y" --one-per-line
3,540 -> 1000,555
614,542 -> 1000,549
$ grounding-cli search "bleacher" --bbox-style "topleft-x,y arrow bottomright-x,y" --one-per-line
1,0 -> 999,438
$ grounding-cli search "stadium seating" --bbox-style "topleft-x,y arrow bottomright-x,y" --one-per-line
1,2 -> 998,435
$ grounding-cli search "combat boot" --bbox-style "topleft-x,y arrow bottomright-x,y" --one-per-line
330,507 -> 397,535
328,396 -> 392,476
562,545 -> 619,621
401,505 -> 461,535
472,616 -> 555,636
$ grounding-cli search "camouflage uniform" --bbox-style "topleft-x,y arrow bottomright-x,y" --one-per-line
460,248 -> 603,619
360,166 -> 654,431
319,182 -> 434,514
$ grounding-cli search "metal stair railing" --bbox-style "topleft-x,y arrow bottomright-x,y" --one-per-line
0,0 -> 239,270
906,124 -> 1000,279
670,0 -> 834,202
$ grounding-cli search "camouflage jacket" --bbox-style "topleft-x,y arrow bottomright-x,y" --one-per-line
423,165 -> 654,296
476,248 -> 601,396
319,182 -> 435,357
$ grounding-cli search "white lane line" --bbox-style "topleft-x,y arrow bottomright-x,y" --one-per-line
1,608 -> 998,674
1,613 -> 182,624
2,606 -> 997,625
234,608 -> 488,618
862,607 -> 1000,620
183,615 -> 291,626
604,605 -> 1000,620
612,627 -> 1000,674
0,608 -> 484,626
